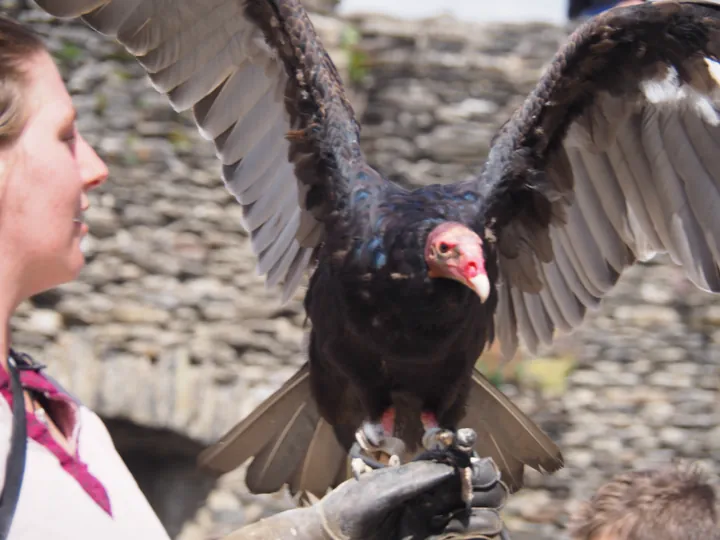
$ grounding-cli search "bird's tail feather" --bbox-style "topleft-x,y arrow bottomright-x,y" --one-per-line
197,363 -> 348,498
197,364 -> 313,475
461,368 -> 564,492
289,416 -> 347,498
245,400 -> 320,493
198,364 -> 562,496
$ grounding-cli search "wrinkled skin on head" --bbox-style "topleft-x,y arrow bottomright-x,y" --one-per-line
424,222 -> 490,302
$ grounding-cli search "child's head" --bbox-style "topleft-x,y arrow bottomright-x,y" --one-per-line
568,465 -> 719,540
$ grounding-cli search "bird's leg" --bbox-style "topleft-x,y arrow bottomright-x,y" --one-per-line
421,411 -> 438,431
354,407 -> 405,466
359,407 -> 396,448
421,411 -> 455,451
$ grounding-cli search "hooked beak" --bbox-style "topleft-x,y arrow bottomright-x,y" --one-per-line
468,274 -> 490,303
425,223 -> 490,303
428,260 -> 491,303
468,273 -> 490,303
457,247 -> 490,303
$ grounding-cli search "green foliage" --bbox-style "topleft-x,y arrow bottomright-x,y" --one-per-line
104,49 -> 135,63
94,93 -> 108,115
53,42 -> 83,66
115,68 -> 133,81
479,363 -> 507,388
122,134 -> 139,166
168,128 -> 192,152
340,25 -> 369,85
521,355 -> 577,397
475,355 -> 523,388
474,341 -> 577,395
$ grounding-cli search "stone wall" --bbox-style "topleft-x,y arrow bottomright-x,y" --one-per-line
6,3 -> 720,540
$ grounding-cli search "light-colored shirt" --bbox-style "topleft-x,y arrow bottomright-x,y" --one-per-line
0,361 -> 171,540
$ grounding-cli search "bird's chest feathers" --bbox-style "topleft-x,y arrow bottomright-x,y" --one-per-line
320,220 -> 484,345
340,265 -> 474,349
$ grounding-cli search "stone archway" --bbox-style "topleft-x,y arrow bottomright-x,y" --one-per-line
103,418 -> 218,539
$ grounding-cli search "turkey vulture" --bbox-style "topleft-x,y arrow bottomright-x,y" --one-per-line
34,0 -> 720,496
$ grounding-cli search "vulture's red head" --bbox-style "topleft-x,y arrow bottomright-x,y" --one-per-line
424,222 -> 490,303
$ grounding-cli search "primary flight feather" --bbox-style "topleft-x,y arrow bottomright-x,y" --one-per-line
35,0 -> 720,496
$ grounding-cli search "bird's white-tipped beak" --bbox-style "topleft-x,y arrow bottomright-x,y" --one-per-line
469,273 -> 490,303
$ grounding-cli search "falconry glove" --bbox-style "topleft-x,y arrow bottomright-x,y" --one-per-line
222,447 -> 509,540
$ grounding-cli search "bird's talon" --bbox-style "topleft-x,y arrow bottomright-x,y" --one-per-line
422,427 -> 456,451
354,427 -> 407,467
455,427 -> 477,452
355,425 -> 380,454
382,437 -> 407,458
438,430 -> 455,447
358,421 -> 386,450
351,457 -> 371,479
355,427 -> 371,453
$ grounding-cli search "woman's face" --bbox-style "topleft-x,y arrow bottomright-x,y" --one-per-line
0,51 -> 108,301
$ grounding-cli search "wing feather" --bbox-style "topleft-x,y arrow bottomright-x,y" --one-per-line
216,78 -> 285,165
522,291 -> 554,347
266,241 -> 301,288
483,1 -> 720,357
536,268 -> 574,332
611,116 -> 675,256
553,225 -> 605,298
495,281 -> 519,361
540,259 -> 584,328
251,188 -> 297,252
37,0 -> 380,304
509,286 -> 539,353
81,0 -> 144,35
551,231 -> 601,309
563,195 -> 616,293
258,210 -> 301,275
665,111 -> 720,264
642,107 -> 720,290
134,1 -> 240,74
282,249 -> 313,303
194,63 -> 275,140
571,152 -> 632,273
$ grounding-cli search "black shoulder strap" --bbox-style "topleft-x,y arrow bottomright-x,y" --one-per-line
0,353 -> 28,539
38,373 -> 79,405
6,350 -> 78,405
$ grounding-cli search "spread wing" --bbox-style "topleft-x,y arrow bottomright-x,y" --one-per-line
36,0 -> 382,302
477,1 -> 720,357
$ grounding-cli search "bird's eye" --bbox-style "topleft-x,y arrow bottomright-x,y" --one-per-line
438,242 -> 450,254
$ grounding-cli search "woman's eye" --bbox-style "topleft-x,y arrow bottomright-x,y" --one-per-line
62,134 -> 76,148
439,243 -> 449,254
61,126 -> 77,144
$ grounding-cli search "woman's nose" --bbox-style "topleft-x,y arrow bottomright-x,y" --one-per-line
77,133 -> 109,191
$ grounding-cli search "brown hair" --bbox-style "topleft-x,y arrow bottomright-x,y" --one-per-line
568,464 -> 720,540
0,15 -> 46,148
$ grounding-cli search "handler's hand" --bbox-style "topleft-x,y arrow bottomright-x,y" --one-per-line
317,453 -> 509,539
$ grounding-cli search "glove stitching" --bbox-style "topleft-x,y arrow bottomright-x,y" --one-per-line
317,504 -> 351,540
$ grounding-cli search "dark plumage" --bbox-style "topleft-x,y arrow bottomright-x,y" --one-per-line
36,0 -> 720,497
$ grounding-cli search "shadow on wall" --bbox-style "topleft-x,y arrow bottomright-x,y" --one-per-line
103,418 -> 219,538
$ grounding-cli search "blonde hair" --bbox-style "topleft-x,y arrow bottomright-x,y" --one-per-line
0,16 -> 46,193
568,464 -> 720,540
0,15 -> 46,148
